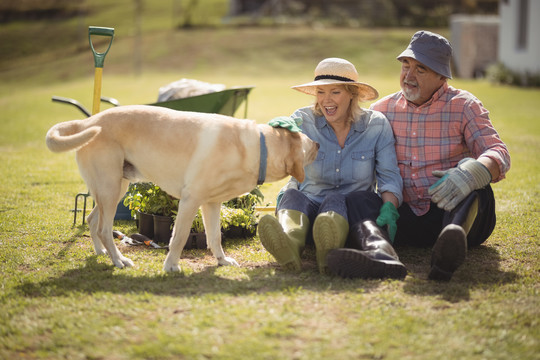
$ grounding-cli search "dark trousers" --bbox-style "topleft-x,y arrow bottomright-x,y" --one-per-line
346,187 -> 496,248
394,186 -> 496,248
277,189 -> 348,245
278,189 -> 348,223
345,191 -> 383,223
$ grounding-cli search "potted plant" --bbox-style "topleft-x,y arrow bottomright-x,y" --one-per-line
123,182 -> 155,238
145,185 -> 178,244
123,182 -> 179,243
123,184 -> 265,245
222,187 -> 264,238
187,209 -> 207,249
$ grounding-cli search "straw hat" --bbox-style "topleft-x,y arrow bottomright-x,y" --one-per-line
292,58 -> 378,101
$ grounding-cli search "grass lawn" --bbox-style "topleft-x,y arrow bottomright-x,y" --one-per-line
0,5 -> 538,358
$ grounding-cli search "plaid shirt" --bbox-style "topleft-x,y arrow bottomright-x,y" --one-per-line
371,82 -> 510,216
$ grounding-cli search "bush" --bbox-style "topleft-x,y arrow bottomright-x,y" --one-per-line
486,62 -> 540,87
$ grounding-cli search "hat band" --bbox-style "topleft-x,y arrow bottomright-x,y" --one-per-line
314,75 -> 355,82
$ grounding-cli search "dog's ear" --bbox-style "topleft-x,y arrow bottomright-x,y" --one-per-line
285,133 -> 305,182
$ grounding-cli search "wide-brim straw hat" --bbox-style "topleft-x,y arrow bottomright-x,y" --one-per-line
292,58 -> 379,101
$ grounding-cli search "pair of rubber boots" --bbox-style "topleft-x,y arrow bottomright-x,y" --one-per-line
258,209 -> 349,274
326,221 -> 470,281
327,195 -> 479,281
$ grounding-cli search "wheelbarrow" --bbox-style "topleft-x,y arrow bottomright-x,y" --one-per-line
53,87 -> 254,225
52,86 -> 253,118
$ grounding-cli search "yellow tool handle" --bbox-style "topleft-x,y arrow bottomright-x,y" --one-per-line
92,67 -> 103,115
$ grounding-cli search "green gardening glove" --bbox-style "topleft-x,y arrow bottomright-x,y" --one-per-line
268,116 -> 303,133
376,202 -> 399,243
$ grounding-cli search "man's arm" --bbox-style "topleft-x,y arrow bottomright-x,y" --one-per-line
478,156 -> 500,181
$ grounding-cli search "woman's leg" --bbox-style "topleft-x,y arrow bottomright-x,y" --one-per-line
259,189 -> 317,271
313,193 -> 349,274
345,191 -> 383,224
326,191 -> 406,279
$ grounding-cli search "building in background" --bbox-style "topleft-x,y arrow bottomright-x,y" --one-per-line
450,0 -> 539,83
450,14 -> 499,78
498,0 -> 540,75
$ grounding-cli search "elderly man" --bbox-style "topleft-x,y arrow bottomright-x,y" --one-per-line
327,31 -> 511,281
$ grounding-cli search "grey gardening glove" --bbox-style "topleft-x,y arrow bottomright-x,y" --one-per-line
428,157 -> 492,211
268,116 -> 303,133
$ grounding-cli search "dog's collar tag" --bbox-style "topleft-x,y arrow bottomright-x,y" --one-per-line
257,132 -> 267,185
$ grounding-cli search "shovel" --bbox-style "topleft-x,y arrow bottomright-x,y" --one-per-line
88,26 -> 114,115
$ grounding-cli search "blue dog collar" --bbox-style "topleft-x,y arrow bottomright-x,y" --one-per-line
258,132 -> 267,185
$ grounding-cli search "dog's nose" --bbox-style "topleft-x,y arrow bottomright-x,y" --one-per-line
316,142 -> 320,149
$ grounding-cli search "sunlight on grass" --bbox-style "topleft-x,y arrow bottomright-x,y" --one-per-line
0,22 -> 538,360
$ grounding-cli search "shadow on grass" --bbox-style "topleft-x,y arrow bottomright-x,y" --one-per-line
15,248 -> 384,299
398,244 -> 519,302
56,224 -> 91,259
15,238 -> 518,303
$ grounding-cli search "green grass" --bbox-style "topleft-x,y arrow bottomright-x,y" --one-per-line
0,3 -> 539,359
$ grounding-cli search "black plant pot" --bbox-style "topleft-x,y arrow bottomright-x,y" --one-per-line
153,215 -> 174,244
224,225 -> 257,239
183,232 -> 206,250
138,211 -> 154,239
194,232 -> 207,249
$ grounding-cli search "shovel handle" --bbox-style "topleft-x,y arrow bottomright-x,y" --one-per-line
88,26 -> 114,68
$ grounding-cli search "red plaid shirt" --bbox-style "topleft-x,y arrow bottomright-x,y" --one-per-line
371,82 -> 510,216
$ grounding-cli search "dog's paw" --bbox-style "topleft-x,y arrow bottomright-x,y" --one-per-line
120,256 -> 135,268
94,248 -> 108,256
217,257 -> 239,267
112,256 -> 134,269
163,263 -> 182,273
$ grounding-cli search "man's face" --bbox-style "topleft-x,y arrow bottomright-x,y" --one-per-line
400,57 -> 446,105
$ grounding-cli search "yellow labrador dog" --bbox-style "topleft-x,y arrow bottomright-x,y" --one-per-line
46,105 -> 318,272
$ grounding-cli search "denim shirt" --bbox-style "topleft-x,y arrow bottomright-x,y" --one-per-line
291,106 -> 403,206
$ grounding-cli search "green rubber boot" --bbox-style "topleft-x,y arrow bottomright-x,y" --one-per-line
313,211 -> 349,274
258,210 -> 309,271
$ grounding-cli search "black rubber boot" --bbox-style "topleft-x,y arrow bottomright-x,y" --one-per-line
326,220 -> 407,280
428,193 -> 478,281
428,225 -> 467,281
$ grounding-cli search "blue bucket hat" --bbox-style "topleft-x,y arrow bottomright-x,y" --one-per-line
397,31 -> 453,79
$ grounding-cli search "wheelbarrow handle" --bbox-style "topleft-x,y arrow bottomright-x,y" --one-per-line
88,26 -> 114,68
52,96 -> 91,117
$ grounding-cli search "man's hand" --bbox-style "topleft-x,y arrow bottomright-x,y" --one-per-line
268,116 -> 303,133
376,202 -> 399,242
428,158 -> 492,211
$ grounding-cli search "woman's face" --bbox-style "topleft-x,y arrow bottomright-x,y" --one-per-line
315,85 -> 353,124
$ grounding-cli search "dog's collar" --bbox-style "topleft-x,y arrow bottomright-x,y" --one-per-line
257,132 -> 267,185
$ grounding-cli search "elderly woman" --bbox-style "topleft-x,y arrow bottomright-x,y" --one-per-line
258,58 -> 405,277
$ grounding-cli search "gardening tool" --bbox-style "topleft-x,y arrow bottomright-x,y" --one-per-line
88,26 -> 114,115
113,231 -> 169,250
68,27 -> 115,226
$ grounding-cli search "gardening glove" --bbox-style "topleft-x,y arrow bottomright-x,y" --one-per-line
376,202 -> 399,243
268,116 -> 303,133
276,178 -> 299,208
428,157 -> 492,212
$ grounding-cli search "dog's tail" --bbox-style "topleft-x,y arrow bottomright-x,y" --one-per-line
46,120 -> 101,153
